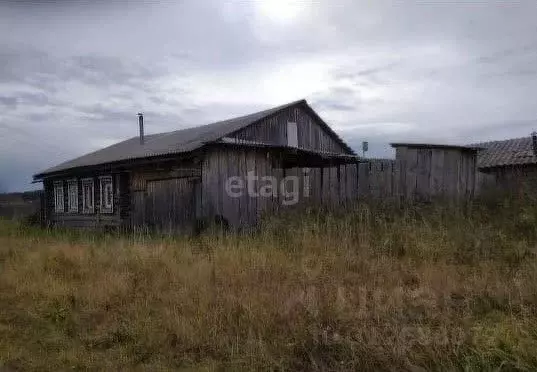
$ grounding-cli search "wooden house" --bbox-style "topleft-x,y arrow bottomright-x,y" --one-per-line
33,99 -> 359,232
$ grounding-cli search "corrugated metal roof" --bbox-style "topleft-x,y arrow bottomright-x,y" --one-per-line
473,136 -> 537,169
34,99 -> 354,179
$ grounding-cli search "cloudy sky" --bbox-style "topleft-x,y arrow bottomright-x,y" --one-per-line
1,1 -> 537,192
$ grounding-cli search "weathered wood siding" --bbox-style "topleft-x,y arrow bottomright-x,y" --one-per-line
129,160 -> 201,231
476,164 -> 537,195
357,160 -> 397,199
229,106 -> 350,154
394,146 -> 477,202
43,179 -> 54,226
144,178 -> 198,234
202,147 -> 273,228
41,145 -> 482,232
201,146 -> 359,229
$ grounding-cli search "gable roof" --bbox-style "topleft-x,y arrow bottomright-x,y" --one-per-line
473,136 -> 537,169
34,99 -> 355,179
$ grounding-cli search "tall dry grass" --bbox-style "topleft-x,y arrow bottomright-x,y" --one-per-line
1,198 -> 537,371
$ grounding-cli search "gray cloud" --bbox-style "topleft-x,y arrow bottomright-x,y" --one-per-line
0,96 -> 18,109
1,1 -> 537,191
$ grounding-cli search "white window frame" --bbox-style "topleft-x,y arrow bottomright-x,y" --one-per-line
53,181 -> 64,213
67,179 -> 78,213
287,121 -> 298,147
99,175 -> 114,214
81,178 -> 95,214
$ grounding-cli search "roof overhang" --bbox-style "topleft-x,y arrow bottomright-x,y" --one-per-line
279,150 -> 359,168
215,139 -> 359,168
390,142 -> 484,152
33,150 -> 201,181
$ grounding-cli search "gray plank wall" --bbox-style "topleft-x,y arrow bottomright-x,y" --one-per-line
357,160 -> 397,199
229,105 -> 349,154
201,147 -> 481,229
394,146 -> 477,202
129,160 -> 201,230
355,149 -> 479,202
144,177 -> 198,234
201,147 -> 359,229
476,165 -> 537,195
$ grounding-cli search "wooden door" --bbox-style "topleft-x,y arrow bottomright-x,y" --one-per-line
145,177 -> 199,234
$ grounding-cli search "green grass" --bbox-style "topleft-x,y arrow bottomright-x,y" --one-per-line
1,198 -> 537,371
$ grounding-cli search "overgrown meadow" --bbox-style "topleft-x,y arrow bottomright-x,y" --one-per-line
1,197 -> 537,371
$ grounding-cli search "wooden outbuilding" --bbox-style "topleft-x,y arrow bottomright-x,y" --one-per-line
391,143 -> 481,202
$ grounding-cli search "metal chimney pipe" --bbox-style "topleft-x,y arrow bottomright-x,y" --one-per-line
138,113 -> 144,145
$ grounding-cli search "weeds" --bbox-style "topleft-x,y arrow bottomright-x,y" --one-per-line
0,199 -> 537,371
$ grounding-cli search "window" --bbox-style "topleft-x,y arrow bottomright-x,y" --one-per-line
81,178 -> 94,213
53,181 -> 64,213
287,121 -> 298,147
100,176 -> 113,214
67,179 -> 78,213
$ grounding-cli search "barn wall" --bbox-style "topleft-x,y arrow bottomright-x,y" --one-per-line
201,146 -> 275,228
229,106 -> 350,154
201,146 -> 359,229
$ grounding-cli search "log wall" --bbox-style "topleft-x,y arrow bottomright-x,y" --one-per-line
45,173 -> 123,229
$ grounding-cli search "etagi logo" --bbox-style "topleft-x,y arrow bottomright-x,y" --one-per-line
224,169 -> 310,206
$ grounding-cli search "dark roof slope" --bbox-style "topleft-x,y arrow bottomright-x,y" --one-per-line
474,136 -> 537,169
34,99 -> 354,179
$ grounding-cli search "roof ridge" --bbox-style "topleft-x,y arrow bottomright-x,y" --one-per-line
137,99 -> 307,138
192,99 -> 303,129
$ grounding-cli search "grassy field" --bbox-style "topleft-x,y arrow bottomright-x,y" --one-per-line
1,199 -> 537,371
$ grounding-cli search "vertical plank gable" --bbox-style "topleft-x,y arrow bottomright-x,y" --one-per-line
228,106 -> 351,155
